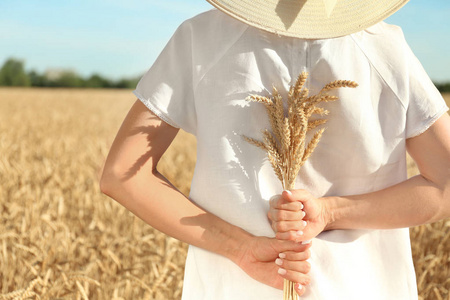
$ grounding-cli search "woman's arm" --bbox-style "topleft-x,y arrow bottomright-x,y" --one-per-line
100,100 -> 311,293
325,113 -> 450,230
269,113 -> 450,240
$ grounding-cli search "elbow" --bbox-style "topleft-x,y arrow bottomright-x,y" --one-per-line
99,173 -> 112,196
419,172 -> 450,222
435,176 -> 450,220
99,172 -> 113,197
99,164 -> 122,197
443,184 -> 450,219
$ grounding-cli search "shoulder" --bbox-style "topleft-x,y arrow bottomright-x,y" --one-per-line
171,9 -> 249,84
351,21 -> 410,65
350,21 -> 415,103
363,21 -> 405,39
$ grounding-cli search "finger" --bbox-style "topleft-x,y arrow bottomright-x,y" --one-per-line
277,267 -> 311,286
275,230 -> 304,241
269,194 -> 282,207
272,239 -> 310,254
269,209 -> 305,222
272,219 -> 307,233
278,248 -> 311,261
295,283 -> 306,297
276,230 -> 314,243
275,258 -> 311,274
276,201 -> 304,212
270,194 -> 300,210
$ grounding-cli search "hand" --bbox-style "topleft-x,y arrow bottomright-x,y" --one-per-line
268,190 -> 328,242
236,236 -> 311,296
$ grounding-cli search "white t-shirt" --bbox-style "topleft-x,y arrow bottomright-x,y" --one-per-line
133,9 -> 448,300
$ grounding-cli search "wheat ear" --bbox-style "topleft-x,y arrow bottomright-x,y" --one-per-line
243,72 -> 358,300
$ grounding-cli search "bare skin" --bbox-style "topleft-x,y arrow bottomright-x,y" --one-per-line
268,114 -> 450,243
100,100 -> 310,296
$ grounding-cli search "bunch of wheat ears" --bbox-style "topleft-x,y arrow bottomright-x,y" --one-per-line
243,72 -> 357,300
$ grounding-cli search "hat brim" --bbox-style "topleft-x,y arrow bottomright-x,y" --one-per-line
206,0 -> 409,39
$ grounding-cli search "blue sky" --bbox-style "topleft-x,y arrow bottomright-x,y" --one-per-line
0,0 -> 449,82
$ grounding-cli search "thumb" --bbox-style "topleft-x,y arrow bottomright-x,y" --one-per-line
283,189 -> 314,204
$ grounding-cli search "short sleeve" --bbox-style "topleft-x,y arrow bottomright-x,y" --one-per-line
133,21 -> 197,135
404,41 -> 448,138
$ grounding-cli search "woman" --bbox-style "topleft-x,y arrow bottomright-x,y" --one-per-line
100,0 -> 450,298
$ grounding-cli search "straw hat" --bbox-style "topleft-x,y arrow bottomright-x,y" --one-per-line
206,0 -> 409,38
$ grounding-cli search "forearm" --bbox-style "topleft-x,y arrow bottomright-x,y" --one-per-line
325,174 -> 450,231
100,170 -> 251,264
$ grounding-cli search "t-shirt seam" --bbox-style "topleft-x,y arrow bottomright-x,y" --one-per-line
132,90 -> 181,129
349,34 -> 407,111
193,25 -> 250,93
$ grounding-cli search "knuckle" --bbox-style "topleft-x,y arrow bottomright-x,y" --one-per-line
272,222 -> 278,232
280,231 -> 296,242
273,222 -> 279,230
276,210 -> 285,220
304,261 -> 311,273
272,195 -> 282,207
288,231 -> 298,240
293,202 -> 303,211
301,275 -> 311,286
276,223 -> 286,232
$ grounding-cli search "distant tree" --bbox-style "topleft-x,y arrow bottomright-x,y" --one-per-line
0,56 -> 142,89
436,82 -> 450,93
28,70 -> 47,87
85,74 -> 112,88
0,58 -> 31,86
114,77 -> 140,89
49,71 -> 83,88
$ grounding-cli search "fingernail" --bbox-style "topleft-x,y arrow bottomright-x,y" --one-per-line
284,190 -> 292,195
296,230 -> 304,236
301,240 -> 311,245
279,253 -> 286,258
295,283 -> 303,290
275,258 -> 283,266
302,220 -> 307,227
278,268 -> 287,275
300,203 -> 304,209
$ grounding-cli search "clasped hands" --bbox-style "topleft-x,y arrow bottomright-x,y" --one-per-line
237,189 -> 328,296
268,190 -> 328,294
269,190 -> 328,243
238,189 -> 328,296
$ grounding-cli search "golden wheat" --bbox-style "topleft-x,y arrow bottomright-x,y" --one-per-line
0,88 -> 192,300
0,88 -> 448,300
245,73 -> 358,299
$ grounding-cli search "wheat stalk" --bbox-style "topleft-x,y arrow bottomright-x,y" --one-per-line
243,72 -> 358,300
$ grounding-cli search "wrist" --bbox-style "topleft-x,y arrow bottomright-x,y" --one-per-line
210,221 -> 254,264
321,196 -> 339,231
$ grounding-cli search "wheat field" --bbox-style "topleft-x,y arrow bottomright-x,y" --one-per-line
0,88 -> 449,300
